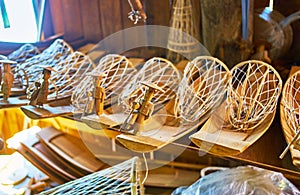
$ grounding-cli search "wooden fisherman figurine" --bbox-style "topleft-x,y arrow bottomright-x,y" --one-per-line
92,73 -> 106,116
120,99 -> 141,133
36,67 -> 52,107
29,82 -> 41,106
121,82 -> 164,134
1,59 -> 16,101
83,91 -> 94,115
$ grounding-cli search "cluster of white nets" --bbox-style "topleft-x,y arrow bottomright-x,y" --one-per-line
226,60 -> 282,131
177,56 -> 230,123
74,55 -> 233,128
38,157 -> 144,195
71,54 -> 137,111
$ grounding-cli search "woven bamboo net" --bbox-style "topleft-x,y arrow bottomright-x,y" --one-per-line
26,51 -> 95,101
120,57 -> 181,113
38,157 -> 144,195
8,43 -> 40,64
177,56 -> 230,123
14,39 -> 73,87
225,60 -> 282,131
281,70 -> 300,148
71,54 -> 137,112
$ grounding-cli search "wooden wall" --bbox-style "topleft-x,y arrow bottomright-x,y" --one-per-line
0,0 -> 299,63
47,0 -> 172,47
45,0 -> 300,62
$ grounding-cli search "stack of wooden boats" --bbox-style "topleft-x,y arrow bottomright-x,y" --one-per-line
6,126 -> 203,194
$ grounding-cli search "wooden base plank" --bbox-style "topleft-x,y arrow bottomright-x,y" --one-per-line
190,103 -> 276,156
20,105 -> 74,119
116,122 -> 200,153
0,97 -> 29,109
81,113 -> 128,129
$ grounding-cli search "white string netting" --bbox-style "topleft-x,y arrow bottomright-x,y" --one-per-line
38,157 -> 144,195
71,54 -> 137,111
7,43 -> 40,64
281,70 -> 300,143
120,57 -> 181,113
14,39 -> 73,86
225,60 -> 282,131
176,56 -> 230,123
26,51 -> 95,101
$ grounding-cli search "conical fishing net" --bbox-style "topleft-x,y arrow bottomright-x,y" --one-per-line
71,54 -> 137,112
226,60 -> 282,131
120,57 -> 181,113
26,51 -> 95,101
177,56 -> 230,123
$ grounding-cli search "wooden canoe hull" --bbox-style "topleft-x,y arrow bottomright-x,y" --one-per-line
190,103 -> 276,156
20,104 -> 74,119
0,96 -> 29,109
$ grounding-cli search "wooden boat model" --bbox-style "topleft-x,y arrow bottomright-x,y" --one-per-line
0,58 -> 30,108
0,39 -> 73,108
116,56 -> 230,152
21,51 -> 95,119
0,43 -> 40,99
73,54 -> 137,125
280,69 -> 300,167
190,60 -> 282,156
81,57 -> 181,130
81,58 -> 176,130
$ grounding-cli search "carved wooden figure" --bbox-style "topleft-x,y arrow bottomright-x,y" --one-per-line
1,60 -> 16,101
83,73 -> 106,116
121,82 -> 164,134
84,91 -> 94,115
92,74 -> 106,116
120,100 -> 141,132
36,67 -> 52,107
29,82 -> 41,106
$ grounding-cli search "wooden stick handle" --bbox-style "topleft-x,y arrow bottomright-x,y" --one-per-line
279,130 -> 300,159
